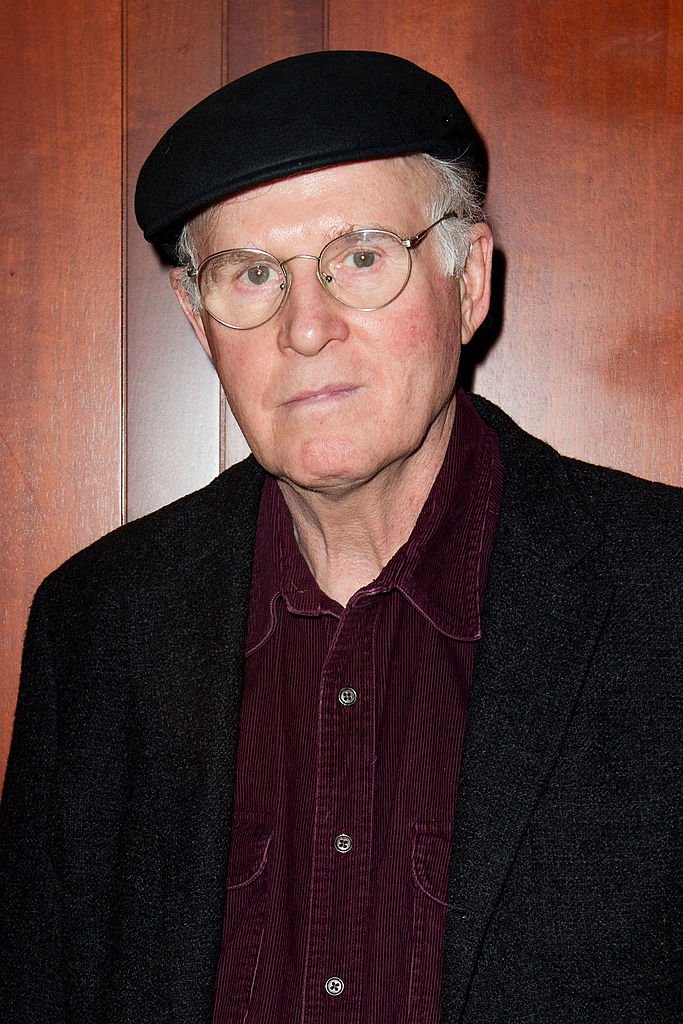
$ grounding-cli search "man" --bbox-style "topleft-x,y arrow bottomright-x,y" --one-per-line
0,50 -> 680,1024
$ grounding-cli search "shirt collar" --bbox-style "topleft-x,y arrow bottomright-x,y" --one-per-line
246,474 -> 337,654
246,390 -> 502,652
376,391 -> 503,639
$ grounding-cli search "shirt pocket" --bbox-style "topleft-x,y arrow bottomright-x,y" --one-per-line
212,814 -> 273,1024
407,822 -> 452,1024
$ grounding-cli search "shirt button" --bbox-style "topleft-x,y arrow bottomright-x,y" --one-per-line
334,833 -> 353,854
338,687 -> 358,706
325,976 -> 344,996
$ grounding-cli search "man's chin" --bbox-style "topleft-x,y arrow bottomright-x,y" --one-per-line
274,454 -> 382,501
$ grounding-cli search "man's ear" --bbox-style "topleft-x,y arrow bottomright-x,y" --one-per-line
459,224 -> 494,345
169,268 -> 214,361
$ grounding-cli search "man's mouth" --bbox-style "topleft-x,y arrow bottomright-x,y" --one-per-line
282,384 -> 359,408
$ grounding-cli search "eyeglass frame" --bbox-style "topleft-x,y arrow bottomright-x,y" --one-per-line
186,211 -> 460,330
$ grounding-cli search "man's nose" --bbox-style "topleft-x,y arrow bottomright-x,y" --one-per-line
276,255 -> 349,355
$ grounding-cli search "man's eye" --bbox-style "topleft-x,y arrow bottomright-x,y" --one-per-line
344,250 -> 378,270
244,264 -> 274,285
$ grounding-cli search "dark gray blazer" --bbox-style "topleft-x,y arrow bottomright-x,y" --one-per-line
1,397 -> 681,1023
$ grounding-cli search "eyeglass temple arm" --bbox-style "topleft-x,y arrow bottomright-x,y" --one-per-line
403,211 -> 460,249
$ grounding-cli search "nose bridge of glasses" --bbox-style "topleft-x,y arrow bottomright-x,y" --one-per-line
279,251 -> 335,290
279,252 -> 321,269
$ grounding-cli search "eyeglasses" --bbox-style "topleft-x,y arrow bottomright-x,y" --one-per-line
187,212 -> 459,330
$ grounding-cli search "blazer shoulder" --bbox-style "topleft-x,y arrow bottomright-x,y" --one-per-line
471,392 -> 681,504
470,393 -> 682,572
41,455 -> 265,602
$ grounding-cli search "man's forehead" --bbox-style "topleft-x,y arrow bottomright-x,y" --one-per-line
200,157 -> 428,249
135,50 -> 483,264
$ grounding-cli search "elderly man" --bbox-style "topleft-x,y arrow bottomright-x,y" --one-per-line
0,51 -> 680,1024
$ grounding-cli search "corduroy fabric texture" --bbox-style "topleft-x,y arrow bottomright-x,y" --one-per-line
0,397 -> 681,1023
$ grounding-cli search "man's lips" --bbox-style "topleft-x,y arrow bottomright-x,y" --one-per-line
281,384 -> 359,408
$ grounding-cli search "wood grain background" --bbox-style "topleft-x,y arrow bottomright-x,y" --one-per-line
2,0 -> 681,786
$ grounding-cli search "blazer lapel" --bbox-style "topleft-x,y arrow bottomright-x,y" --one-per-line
440,402 -> 614,1021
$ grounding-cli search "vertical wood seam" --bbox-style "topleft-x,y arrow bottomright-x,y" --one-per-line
120,0 -> 128,526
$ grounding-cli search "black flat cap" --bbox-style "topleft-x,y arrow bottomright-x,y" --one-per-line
135,50 -> 484,263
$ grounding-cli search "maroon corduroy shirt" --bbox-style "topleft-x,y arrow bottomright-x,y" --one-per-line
212,392 -> 502,1024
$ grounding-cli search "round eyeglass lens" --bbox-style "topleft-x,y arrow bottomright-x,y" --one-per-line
319,229 -> 411,310
198,249 -> 287,328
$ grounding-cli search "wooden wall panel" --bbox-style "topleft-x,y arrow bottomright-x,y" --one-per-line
225,0 -> 325,78
329,0 -> 682,484
125,2 -> 225,521
0,0 -> 123,787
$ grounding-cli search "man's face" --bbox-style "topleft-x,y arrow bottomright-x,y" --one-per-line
175,158 -> 490,496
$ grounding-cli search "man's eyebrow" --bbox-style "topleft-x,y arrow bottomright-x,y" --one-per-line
323,222 -> 355,240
